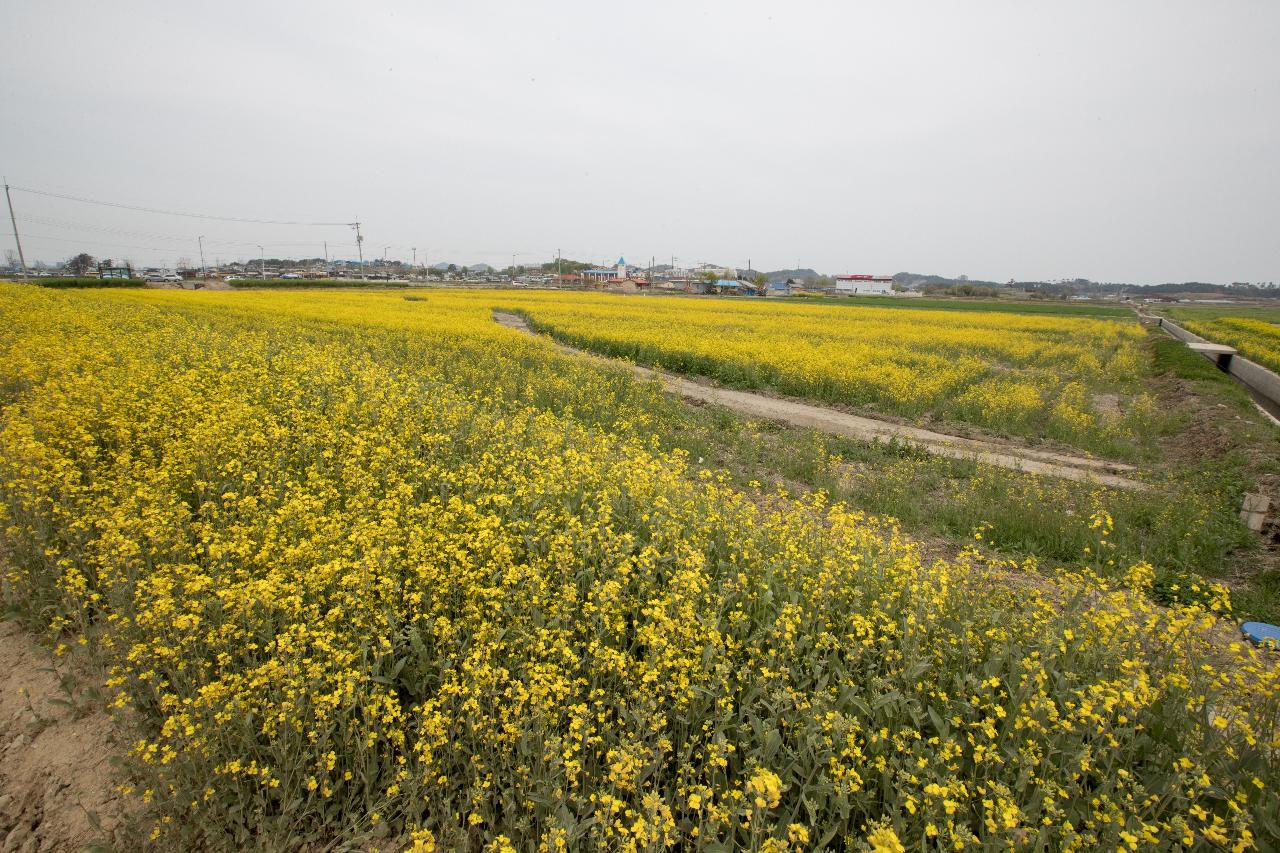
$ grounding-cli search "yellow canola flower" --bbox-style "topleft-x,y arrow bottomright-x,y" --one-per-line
0,283 -> 1275,852
502,289 -> 1153,453
865,825 -> 906,853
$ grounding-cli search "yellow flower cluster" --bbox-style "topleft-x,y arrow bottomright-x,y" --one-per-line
500,292 -> 1154,454
1176,314 -> 1280,375
0,284 -> 1276,851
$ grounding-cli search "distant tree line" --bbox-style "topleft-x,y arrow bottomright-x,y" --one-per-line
923,283 -> 1002,298
1024,279 -> 1280,299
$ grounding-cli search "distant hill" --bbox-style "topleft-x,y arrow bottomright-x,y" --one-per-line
428,262 -> 495,273
761,268 -> 821,283
893,272 -> 1005,288
1022,279 -> 1279,298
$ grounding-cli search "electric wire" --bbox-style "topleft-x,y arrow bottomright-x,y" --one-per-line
21,232 -> 358,255
8,185 -> 354,226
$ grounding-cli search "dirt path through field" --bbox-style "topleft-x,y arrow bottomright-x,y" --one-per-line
0,621 -> 126,852
493,311 -> 1147,490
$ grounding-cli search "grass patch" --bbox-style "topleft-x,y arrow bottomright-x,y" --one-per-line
1166,305 -> 1280,324
769,294 -> 1134,317
686,415 -> 1253,600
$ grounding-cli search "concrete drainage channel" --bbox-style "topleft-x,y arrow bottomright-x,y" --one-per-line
1143,313 -> 1280,426
493,311 -> 1146,490
1139,311 -> 1280,534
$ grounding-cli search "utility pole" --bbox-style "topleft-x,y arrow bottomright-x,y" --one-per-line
557,247 -> 561,283
351,218 -> 364,268
4,178 -> 28,275
258,245 -> 265,279
412,247 -> 417,268
324,240 -> 329,264
198,236 -> 206,277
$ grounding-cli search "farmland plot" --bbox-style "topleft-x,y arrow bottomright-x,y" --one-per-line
1167,306 -> 1280,375
0,284 -> 1277,851
503,293 -> 1156,457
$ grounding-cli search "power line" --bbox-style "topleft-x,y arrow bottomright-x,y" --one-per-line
17,231 -> 209,255
18,214 -> 238,245
20,231 -> 359,255
17,215 -> 361,251
8,184 -> 353,226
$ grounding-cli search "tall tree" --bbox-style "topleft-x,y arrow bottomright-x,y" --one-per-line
67,252 -> 95,276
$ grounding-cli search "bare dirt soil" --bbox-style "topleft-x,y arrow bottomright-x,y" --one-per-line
0,621 -> 126,852
492,311 -> 1147,490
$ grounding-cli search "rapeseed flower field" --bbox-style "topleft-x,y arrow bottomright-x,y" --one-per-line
0,283 -> 1277,851
502,293 -> 1156,456
1170,312 -> 1280,376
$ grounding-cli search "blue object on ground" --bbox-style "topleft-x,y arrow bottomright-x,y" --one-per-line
1240,621 -> 1280,648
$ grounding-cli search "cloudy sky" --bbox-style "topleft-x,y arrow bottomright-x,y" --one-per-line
2,1 -> 1277,282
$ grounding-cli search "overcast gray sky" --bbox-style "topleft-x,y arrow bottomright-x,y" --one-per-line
2,0 -> 1277,282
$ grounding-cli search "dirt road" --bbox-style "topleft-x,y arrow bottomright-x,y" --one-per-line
0,622 -> 126,851
493,311 -> 1146,490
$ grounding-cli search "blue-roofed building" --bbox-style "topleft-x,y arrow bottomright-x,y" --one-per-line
708,279 -> 766,296
583,256 -> 629,284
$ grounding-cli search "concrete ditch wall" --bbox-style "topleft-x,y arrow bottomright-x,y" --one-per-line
1156,317 -> 1204,345
1156,317 -> 1280,411
1230,355 -> 1280,405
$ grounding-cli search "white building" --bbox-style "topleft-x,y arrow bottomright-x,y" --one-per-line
583,256 -> 628,283
834,275 -> 894,295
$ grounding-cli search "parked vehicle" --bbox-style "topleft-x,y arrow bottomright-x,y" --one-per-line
144,271 -> 183,283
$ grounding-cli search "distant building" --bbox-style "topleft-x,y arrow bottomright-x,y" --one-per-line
605,278 -> 646,293
834,275 -> 894,295
655,278 -> 694,291
584,257 -> 628,284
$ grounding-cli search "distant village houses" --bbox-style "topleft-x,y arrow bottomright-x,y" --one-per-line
583,258 -> 629,284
